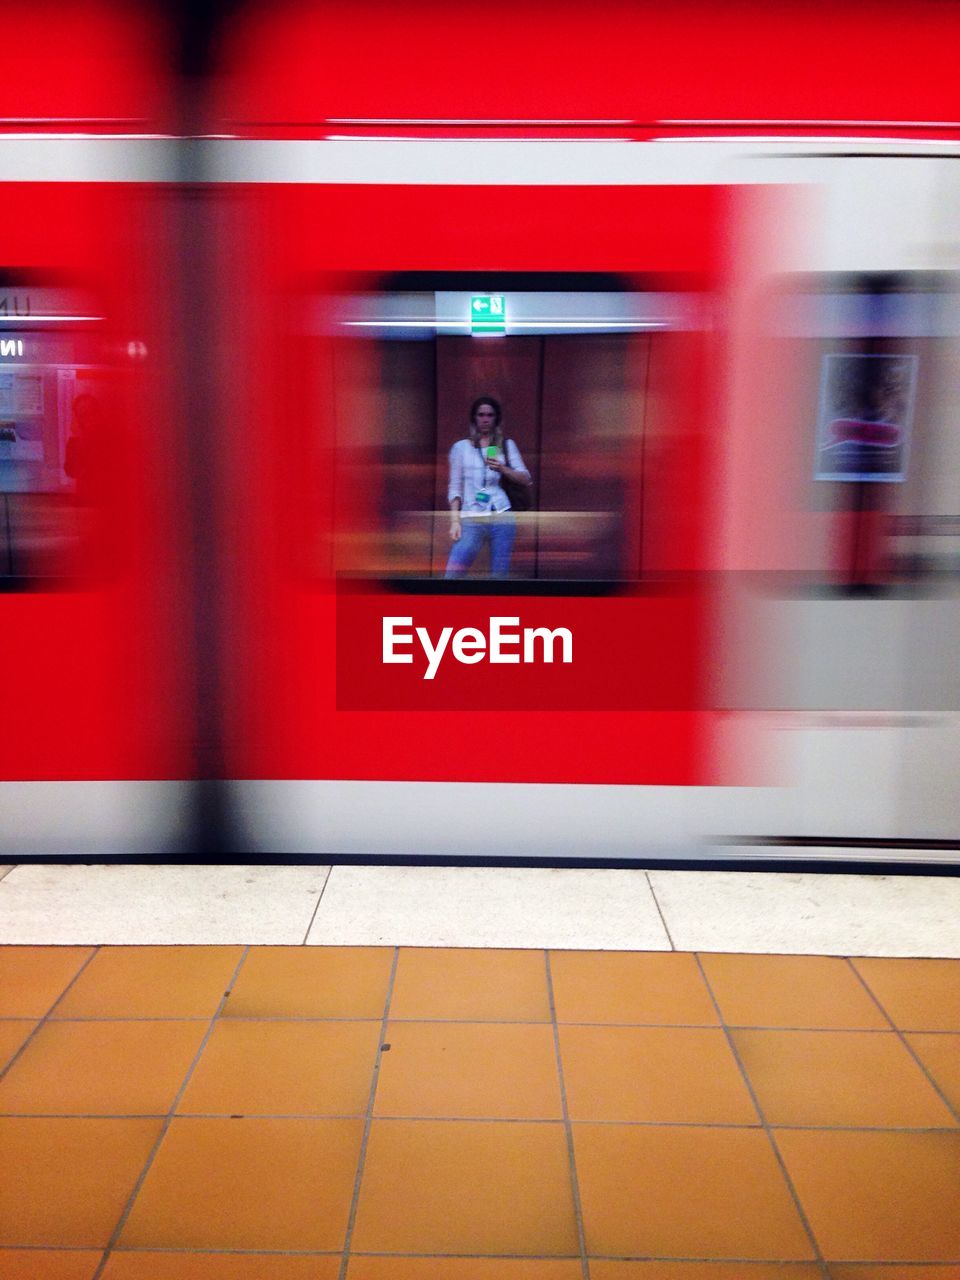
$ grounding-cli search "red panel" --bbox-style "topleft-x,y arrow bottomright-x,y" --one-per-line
216,0 -> 960,135
262,186 -> 721,278
0,2 -> 170,128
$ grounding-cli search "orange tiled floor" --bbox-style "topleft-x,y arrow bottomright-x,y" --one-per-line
0,946 -> 958,1279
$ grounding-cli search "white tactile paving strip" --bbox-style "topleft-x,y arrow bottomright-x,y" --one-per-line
647,868 -> 960,957
0,864 -> 329,945
0,862 -> 958,954
306,866 -> 670,948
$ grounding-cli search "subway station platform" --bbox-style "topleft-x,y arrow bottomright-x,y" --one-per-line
0,865 -> 958,1279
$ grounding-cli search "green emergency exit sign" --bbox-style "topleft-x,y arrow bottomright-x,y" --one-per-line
471,294 -> 505,334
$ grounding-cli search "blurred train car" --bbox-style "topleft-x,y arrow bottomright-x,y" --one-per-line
6,1 -> 960,866
0,2 -> 195,856
201,1 -> 960,863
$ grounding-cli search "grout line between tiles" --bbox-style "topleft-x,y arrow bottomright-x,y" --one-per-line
337,946 -> 401,1280
844,957 -> 960,1126
345,1251 -> 587,1262
0,946 -> 100,1083
89,945 -> 252,1280
0,1244 -> 344,1256
644,871 -> 676,951
12,1013 -> 960,1032
545,950 -> 591,1280
693,953 -> 832,1280
584,1258 -> 960,1268
7,1243 -> 960,1263
2,1112 -> 957,1131
301,865 -> 335,945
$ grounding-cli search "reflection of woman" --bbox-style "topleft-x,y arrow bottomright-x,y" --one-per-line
64,393 -> 106,503
62,390 -> 120,577
445,396 -> 532,578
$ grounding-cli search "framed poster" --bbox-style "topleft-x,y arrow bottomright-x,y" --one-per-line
814,352 -> 918,482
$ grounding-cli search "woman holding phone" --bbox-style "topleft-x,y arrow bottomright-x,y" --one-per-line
445,395 -> 532,578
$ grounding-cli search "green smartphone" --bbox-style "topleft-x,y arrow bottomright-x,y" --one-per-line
485,445 -> 499,459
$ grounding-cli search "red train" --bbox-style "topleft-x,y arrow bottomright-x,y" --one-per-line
3,1 -> 959,863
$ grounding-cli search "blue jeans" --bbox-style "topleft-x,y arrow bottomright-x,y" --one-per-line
445,515 -> 516,578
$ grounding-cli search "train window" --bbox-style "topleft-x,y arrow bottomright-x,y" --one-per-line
772,273 -> 959,591
301,272 -> 705,594
0,277 -> 133,587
